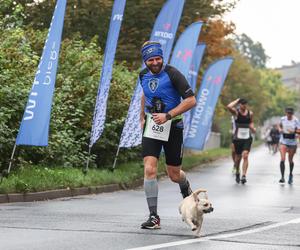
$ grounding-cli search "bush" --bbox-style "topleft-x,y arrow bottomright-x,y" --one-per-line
0,27 -> 139,169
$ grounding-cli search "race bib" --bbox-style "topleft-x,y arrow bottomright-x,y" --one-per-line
283,125 -> 294,134
143,114 -> 171,141
237,128 -> 250,139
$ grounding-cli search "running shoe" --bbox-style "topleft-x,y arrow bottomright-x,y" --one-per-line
141,212 -> 161,229
235,173 -> 240,184
279,178 -> 285,183
288,174 -> 293,185
241,175 -> 247,184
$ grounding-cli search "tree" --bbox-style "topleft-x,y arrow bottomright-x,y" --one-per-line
200,19 -> 235,62
0,0 -> 25,28
259,69 -> 299,120
0,0 -> 243,165
212,50 -> 267,146
211,48 -> 298,147
234,33 -> 270,69
1,0 -> 237,66
217,50 -> 267,122
0,27 -> 139,169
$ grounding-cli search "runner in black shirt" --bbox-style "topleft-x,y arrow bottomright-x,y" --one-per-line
227,98 -> 256,184
269,125 -> 280,154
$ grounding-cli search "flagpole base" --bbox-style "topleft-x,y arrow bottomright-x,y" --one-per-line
83,146 -> 92,175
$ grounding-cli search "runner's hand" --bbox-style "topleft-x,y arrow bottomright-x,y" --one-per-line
152,113 -> 167,125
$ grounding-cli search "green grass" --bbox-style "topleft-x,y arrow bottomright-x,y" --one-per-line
0,147 -> 230,194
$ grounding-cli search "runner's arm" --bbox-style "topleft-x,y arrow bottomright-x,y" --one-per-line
249,111 -> 256,133
152,96 -> 196,125
277,122 -> 283,133
226,99 -> 239,116
296,121 -> 300,134
167,96 -> 196,119
140,92 -> 145,128
152,65 -> 196,125
166,65 -> 196,117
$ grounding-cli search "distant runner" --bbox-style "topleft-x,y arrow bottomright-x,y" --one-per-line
269,124 -> 280,154
264,126 -> 273,153
278,108 -> 300,184
227,98 -> 256,184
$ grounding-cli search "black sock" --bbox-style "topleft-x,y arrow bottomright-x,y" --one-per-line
179,174 -> 192,198
280,161 -> 285,178
235,163 -> 240,174
289,162 -> 294,175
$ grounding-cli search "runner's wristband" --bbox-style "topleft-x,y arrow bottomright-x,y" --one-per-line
165,113 -> 172,120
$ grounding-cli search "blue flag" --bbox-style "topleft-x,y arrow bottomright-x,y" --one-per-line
170,22 -> 203,77
16,0 -> 67,146
89,0 -> 126,147
169,22 -> 203,142
184,57 -> 234,150
187,43 -> 206,93
184,43 -> 206,140
119,0 -> 185,148
149,0 -> 185,64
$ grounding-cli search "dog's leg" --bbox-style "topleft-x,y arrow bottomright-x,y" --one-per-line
186,218 -> 197,231
178,203 -> 182,214
195,217 -> 203,236
179,204 -> 185,221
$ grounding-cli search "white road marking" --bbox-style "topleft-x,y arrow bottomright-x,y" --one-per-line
126,217 -> 300,250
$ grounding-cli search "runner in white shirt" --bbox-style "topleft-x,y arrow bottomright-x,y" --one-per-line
277,107 -> 300,184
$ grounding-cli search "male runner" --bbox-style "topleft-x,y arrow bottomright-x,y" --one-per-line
227,98 -> 256,184
139,41 -> 199,229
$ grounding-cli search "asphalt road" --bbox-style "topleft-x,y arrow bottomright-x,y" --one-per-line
0,145 -> 300,250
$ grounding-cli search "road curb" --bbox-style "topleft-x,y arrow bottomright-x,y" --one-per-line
1,151 -> 230,205
0,173 -> 167,204
0,183 -> 126,204
0,145 -> 260,205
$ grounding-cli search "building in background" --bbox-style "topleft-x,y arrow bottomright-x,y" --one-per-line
276,62 -> 300,118
276,62 -> 300,92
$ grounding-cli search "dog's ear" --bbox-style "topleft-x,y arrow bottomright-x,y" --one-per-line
193,189 -> 207,196
192,193 -> 199,202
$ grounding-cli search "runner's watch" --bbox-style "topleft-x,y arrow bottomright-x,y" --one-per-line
165,113 -> 172,120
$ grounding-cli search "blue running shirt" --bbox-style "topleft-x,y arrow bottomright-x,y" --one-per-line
139,65 -> 194,113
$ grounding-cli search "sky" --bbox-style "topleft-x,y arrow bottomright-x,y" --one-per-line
224,0 -> 300,68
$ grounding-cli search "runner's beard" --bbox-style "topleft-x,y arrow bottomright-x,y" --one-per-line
148,63 -> 163,74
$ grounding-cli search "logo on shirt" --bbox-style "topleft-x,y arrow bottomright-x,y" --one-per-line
148,78 -> 159,93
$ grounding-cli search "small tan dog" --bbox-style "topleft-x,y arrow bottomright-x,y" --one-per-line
179,189 -> 213,236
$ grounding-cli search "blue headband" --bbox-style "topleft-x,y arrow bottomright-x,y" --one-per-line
141,43 -> 163,62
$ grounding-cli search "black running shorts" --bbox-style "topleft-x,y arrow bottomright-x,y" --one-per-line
233,138 -> 253,155
142,120 -> 183,166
